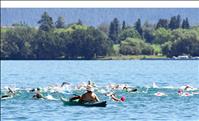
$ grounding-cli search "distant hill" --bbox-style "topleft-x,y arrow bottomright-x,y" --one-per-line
1,8 -> 199,27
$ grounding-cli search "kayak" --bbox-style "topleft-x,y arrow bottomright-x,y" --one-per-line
60,97 -> 107,107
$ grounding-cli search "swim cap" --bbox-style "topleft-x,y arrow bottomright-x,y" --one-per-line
120,96 -> 125,102
178,89 -> 183,94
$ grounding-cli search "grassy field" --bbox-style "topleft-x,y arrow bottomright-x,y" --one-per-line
99,55 -> 167,60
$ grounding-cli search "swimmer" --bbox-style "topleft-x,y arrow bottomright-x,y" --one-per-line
184,85 -> 195,91
105,92 -> 125,102
178,89 -> 192,96
1,88 -> 15,99
123,86 -> 137,92
111,94 -> 125,102
154,92 -> 167,96
32,88 -> 45,99
178,89 -> 183,95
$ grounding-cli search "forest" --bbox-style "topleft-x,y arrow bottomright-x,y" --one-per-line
1,12 -> 199,59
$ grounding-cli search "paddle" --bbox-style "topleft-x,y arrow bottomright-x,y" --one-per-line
69,94 -> 81,101
73,94 -> 80,96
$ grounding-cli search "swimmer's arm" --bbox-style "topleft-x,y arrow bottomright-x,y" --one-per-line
111,95 -> 120,101
8,88 -> 14,94
37,93 -> 45,99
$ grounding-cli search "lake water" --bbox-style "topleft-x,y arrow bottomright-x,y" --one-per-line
1,60 -> 199,121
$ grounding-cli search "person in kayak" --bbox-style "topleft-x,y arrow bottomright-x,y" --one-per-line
70,85 -> 100,103
87,80 -> 96,88
32,88 -> 45,99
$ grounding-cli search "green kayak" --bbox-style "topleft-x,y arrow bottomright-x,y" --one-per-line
60,97 -> 107,107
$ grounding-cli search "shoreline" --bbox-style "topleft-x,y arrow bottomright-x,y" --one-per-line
1,55 -> 199,60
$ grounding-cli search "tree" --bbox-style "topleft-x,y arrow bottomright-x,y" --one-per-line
135,18 -> 143,36
77,19 -> 83,25
169,15 -> 181,30
152,28 -> 172,44
55,32 -> 72,59
55,16 -> 65,28
1,29 -> 9,58
38,12 -> 54,32
142,22 -> 155,43
119,27 -> 141,42
176,15 -> 181,29
68,26 -> 112,59
156,19 -> 168,29
161,41 -> 172,57
142,45 -> 154,55
98,23 -> 109,34
170,29 -> 199,56
161,28 -> 199,57
122,21 -> 126,30
119,38 -> 154,55
1,27 -> 36,59
169,16 -> 177,30
182,17 -> 190,29
109,18 -> 120,44
32,30 -> 62,59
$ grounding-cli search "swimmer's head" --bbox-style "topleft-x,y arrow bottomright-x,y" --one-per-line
178,89 -> 183,94
120,96 -> 126,102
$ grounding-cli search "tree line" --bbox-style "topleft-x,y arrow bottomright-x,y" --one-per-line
1,12 -> 199,60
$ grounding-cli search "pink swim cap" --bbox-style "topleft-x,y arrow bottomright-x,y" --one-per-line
178,89 -> 183,94
120,96 -> 125,102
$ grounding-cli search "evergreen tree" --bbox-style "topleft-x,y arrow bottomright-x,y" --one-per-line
38,12 -> 54,32
182,17 -> 190,29
169,15 -> 181,30
122,21 -> 126,30
142,22 -> 154,43
186,18 -> 190,29
135,18 -> 143,36
156,19 -> 168,29
182,19 -> 186,29
55,16 -> 65,28
77,19 -> 83,25
109,18 -> 120,44
169,16 -> 177,30
176,14 -> 181,28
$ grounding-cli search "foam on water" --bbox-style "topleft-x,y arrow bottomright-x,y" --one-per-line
1,83 -> 199,100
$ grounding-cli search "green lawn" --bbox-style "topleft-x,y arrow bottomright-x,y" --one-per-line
99,55 -> 167,60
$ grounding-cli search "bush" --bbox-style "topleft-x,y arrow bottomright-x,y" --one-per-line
119,38 -> 154,55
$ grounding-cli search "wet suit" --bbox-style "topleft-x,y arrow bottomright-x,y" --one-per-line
33,93 -> 43,99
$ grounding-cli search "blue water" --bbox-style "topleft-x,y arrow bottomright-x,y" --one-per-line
1,60 -> 199,121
